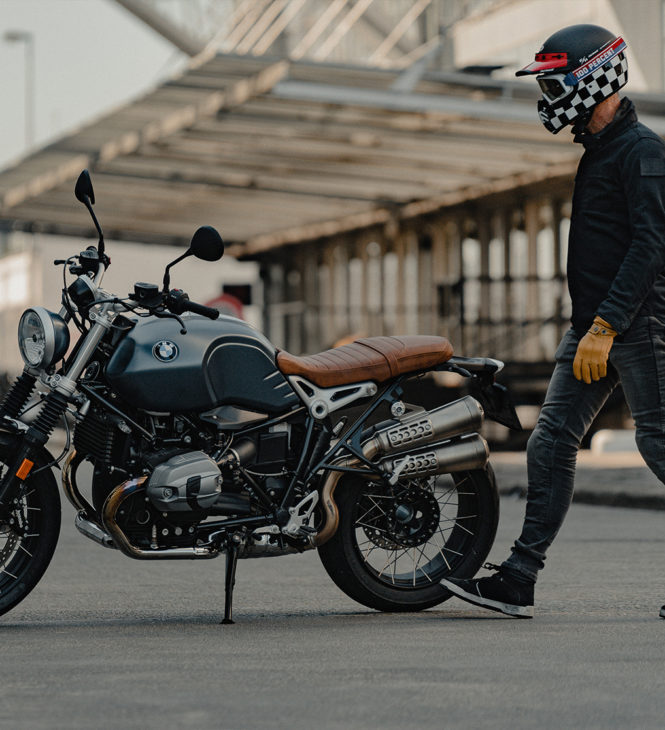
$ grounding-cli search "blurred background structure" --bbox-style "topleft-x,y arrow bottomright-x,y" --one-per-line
2,0 -> 665,437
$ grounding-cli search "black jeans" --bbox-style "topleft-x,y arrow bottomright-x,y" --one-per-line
502,317 -> 665,582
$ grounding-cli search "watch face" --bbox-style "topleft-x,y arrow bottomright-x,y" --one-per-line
153,340 -> 179,363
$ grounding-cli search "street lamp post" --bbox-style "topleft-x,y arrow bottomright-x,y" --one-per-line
4,29 -> 35,151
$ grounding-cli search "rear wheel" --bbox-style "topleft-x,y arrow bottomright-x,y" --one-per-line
0,435 -> 61,617
318,466 -> 498,612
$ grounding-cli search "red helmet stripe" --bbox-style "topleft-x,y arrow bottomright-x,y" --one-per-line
516,57 -> 569,75
535,52 -> 568,63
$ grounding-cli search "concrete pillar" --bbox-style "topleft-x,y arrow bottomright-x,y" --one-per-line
330,241 -> 350,341
551,198 -> 566,344
367,236 -> 384,336
431,222 -> 448,337
404,230 -> 419,335
501,208 -> 513,355
417,230 -> 434,335
394,231 -> 407,335
342,240 -> 353,338
321,243 -> 336,348
355,234 -> 373,337
381,218 -> 399,336
301,245 -> 320,353
478,212 -> 491,349
265,259 -> 286,350
524,199 -> 541,359
443,219 -> 464,352
348,249 -> 364,337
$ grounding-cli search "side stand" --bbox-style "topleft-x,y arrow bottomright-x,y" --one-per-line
221,541 -> 240,625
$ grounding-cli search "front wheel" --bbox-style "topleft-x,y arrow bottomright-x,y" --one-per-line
0,434 -> 61,617
318,466 -> 499,612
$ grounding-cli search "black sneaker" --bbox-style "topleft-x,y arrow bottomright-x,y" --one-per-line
441,564 -> 534,618
660,605 -> 665,619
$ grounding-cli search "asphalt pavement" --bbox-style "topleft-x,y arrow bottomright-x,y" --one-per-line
0,495 -> 663,730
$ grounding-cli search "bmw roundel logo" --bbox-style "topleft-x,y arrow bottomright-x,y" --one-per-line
153,340 -> 179,362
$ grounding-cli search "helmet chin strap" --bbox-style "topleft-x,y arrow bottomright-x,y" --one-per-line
571,108 -> 593,135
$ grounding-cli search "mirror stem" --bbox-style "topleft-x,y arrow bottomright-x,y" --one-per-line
162,252 -> 190,292
85,197 -> 105,257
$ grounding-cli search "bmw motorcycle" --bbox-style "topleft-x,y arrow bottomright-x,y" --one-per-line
0,170 -> 521,623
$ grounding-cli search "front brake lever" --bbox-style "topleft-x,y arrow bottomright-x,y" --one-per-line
151,309 -> 187,334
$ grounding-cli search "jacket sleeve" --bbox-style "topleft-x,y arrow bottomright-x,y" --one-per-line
595,136 -> 665,333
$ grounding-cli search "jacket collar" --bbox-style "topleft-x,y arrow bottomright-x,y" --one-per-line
574,97 -> 636,150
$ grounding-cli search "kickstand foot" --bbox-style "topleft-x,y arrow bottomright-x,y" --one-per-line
221,540 -> 240,625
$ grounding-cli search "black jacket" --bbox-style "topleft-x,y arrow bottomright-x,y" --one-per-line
568,98 -> 665,335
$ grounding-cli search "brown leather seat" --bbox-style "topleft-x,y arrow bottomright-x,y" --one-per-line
276,335 -> 453,388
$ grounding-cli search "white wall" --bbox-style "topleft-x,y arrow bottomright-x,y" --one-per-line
0,231 -> 260,376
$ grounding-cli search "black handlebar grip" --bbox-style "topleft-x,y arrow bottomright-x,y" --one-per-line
182,299 -> 220,319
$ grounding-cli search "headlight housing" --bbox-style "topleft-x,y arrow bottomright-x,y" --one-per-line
18,307 -> 70,370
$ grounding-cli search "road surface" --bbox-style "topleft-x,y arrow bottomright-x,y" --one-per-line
0,497 -> 663,729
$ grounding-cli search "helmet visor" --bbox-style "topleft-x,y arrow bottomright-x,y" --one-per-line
537,73 -> 575,103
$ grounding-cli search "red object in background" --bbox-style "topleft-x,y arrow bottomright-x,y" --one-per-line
205,293 -> 244,319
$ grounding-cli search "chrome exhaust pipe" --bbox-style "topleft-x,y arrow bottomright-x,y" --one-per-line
75,512 -> 116,549
364,396 -> 484,459
313,432 -> 489,547
378,433 -> 489,478
102,477 -> 219,560
312,397 -> 486,546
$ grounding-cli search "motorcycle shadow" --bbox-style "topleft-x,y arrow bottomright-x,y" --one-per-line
0,606 -> 506,630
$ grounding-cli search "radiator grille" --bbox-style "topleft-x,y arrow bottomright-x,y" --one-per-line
74,408 -> 120,465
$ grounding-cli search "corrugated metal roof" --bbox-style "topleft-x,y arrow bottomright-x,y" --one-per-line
0,52 -> 611,254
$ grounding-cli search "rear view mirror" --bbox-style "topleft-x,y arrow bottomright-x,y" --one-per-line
75,169 -> 95,205
74,169 -> 105,257
189,226 -> 224,262
163,226 -> 225,292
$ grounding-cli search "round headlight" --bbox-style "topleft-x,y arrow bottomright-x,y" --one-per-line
18,307 -> 70,370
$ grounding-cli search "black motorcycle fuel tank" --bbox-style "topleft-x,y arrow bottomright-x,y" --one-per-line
105,315 -> 299,414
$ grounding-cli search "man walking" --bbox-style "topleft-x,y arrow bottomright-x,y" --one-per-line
442,24 -> 665,619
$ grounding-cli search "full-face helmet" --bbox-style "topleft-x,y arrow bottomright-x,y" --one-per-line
516,24 -> 628,134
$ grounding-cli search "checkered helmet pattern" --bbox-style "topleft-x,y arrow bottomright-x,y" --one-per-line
538,50 -> 628,133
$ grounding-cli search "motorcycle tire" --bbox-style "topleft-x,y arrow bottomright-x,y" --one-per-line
0,434 -> 61,617
317,465 -> 499,612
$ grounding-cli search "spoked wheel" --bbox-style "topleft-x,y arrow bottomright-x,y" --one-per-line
0,435 -> 61,617
318,466 -> 498,612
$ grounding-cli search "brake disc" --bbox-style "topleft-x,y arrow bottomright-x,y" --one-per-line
360,480 -> 440,549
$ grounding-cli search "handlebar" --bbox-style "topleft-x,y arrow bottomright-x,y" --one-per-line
180,298 -> 219,320
167,289 -> 219,320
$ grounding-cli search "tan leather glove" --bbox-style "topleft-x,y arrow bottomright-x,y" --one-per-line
573,316 -> 617,384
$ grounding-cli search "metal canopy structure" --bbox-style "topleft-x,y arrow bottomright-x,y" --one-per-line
113,0 -> 461,67
0,52 -> 584,254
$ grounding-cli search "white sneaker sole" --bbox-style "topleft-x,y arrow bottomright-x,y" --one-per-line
441,579 -> 534,618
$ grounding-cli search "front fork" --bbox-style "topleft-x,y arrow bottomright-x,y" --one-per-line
0,389 -> 70,513
0,313 -> 112,513
0,369 -> 38,420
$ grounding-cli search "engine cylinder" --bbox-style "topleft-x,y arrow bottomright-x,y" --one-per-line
146,451 -> 222,511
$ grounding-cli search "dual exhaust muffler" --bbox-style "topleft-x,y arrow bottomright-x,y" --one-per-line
378,433 -> 489,480
364,395 -> 487,475
313,396 -> 489,546
364,395 -> 484,459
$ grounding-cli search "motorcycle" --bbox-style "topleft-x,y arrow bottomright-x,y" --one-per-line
0,170 -> 521,623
